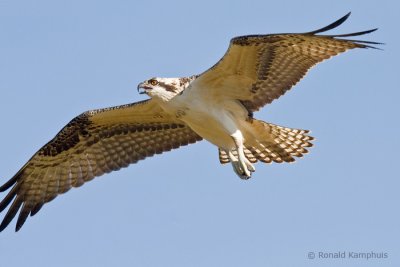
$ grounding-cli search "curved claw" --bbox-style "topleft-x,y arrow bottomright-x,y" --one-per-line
231,161 -> 252,180
227,149 -> 254,180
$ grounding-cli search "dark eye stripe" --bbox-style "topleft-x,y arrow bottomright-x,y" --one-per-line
158,82 -> 177,92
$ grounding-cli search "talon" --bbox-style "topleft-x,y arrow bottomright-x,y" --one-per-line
248,165 -> 255,172
240,171 -> 251,180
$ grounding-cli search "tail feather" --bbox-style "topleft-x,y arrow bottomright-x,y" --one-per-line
218,120 -> 314,165
219,147 -> 257,164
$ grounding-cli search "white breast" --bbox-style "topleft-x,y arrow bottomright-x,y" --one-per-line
164,85 -> 249,150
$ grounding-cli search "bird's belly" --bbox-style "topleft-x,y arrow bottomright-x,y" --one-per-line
167,92 -> 249,149
186,118 -> 234,148
179,108 -> 239,149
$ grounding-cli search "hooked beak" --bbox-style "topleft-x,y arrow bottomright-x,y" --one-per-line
137,82 -> 152,94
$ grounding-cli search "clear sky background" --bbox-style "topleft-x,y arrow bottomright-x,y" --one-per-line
0,1 -> 397,266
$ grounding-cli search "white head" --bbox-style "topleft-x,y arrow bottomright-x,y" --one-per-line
137,76 -> 196,101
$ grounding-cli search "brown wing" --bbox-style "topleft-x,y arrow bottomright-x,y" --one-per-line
0,99 -> 202,231
191,13 -> 380,112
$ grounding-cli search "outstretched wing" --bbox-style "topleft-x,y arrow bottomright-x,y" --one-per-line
191,12 -> 381,112
0,99 -> 202,231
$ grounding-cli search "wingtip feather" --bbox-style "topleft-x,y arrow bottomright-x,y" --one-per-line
0,175 -> 18,192
307,12 -> 352,35
0,186 -> 18,213
15,203 -> 31,232
0,164 -> 28,192
0,197 -> 23,232
330,28 -> 378,38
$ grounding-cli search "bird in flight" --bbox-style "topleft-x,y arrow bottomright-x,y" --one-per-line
0,13 -> 380,231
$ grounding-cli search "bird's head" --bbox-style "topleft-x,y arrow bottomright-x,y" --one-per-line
137,77 -> 184,101
137,76 -> 198,101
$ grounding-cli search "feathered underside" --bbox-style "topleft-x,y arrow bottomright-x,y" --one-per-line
0,12 -> 380,232
191,12 -> 381,112
0,100 -> 202,231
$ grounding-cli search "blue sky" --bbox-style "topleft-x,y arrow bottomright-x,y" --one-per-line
0,1 -> 398,266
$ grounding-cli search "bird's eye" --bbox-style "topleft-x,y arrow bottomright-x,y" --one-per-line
149,80 -> 158,86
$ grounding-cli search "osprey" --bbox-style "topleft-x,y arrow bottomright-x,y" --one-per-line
0,13 -> 380,231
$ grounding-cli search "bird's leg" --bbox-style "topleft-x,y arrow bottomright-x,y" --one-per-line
229,130 -> 255,179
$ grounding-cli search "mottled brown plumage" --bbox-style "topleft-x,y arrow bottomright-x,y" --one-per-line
193,13 -> 379,112
218,121 -> 314,164
0,13 -> 380,232
0,100 -> 202,231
